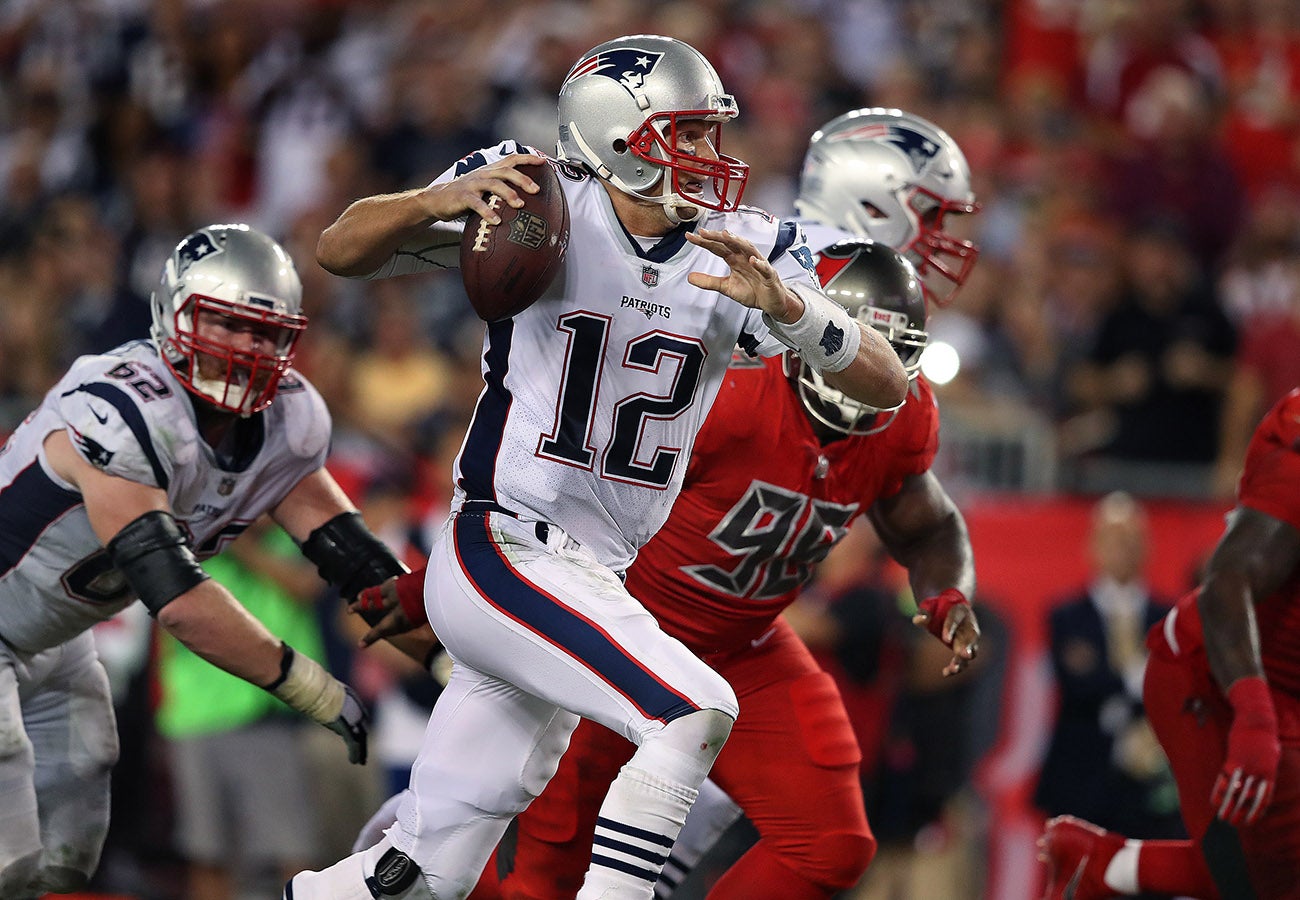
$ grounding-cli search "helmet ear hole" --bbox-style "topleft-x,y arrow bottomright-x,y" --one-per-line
612,138 -> 628,153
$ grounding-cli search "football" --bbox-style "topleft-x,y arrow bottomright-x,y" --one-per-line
460,159 -> 570,322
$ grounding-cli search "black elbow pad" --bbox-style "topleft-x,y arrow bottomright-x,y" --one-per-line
301,511 -> 407,601
107,510 -> 210,616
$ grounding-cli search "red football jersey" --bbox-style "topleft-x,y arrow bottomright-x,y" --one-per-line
623,355 -> 939,655
1240,387 -> 1300,696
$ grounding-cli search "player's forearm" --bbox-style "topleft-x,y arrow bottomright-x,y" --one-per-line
1199,570 -> 1266,693
897,512 -> 975,604
317,188 -> 445,277
385,630 -> 442,668
1198,508 -> 1300,693
156,581 -> 287,686
871,479 -> 975,601
820,323 -> 908,410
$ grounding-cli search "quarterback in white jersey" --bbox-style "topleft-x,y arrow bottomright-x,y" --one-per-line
291,35 -> 907,900
0,225 -> 422,897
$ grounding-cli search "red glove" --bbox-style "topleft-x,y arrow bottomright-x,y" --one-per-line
353,566 -> 429,628
915,588 -> 970,646
1212,676 -> 1280,827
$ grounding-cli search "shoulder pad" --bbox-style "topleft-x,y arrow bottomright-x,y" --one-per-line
57,357 -> 183,489
273,372 -> 332,463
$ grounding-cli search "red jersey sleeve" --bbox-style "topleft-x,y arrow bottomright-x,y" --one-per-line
1238,388 -> 1300,533
875,377 -> 940,499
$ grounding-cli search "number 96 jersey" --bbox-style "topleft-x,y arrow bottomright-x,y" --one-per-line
626,356 -> 940,656
0,340 -> 329,654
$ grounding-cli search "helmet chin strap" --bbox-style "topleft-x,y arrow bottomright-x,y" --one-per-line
663,195 -> 701,225
564,121 -> 707,225
644,157 -> 706,224
613,176 -> 702,225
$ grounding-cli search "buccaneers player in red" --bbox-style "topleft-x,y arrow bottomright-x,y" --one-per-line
1040,386 -> 1300,899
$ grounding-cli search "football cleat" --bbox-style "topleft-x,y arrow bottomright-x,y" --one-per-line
1038,815 -> 1124,900
283,840 -> 431,899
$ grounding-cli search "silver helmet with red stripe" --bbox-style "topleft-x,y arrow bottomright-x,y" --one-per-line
796,108 -> 979,306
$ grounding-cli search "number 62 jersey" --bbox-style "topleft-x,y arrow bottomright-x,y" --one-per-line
0,340 -> 329,655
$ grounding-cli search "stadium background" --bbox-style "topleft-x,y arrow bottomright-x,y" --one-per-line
1,0 -> 1297,897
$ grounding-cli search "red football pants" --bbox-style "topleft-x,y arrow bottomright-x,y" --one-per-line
500,618 -> 876,899
1144,624 -> 1300,899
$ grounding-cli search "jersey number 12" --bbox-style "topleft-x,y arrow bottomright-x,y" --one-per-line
538,312 -> 705,489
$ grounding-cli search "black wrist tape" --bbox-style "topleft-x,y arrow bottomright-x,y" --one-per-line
264,642 -> 294,692
301,511 -> 406,601
107,510 -> 211,615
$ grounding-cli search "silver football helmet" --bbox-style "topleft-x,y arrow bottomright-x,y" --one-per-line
557,34 -> 748,223
150,224 -> 306,415
791,240 -> 927,435
796,108 -> 979,306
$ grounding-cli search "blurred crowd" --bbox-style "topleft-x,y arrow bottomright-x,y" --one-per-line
3,0 -> 1300,503
2,0 -> 1299,897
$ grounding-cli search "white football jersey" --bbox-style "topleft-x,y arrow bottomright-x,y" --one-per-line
0,340 -> 331,653
382,142 -> 821,571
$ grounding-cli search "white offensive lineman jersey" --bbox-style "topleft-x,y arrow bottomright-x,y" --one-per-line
0,340 -> 330,654
379,141 -> 819,571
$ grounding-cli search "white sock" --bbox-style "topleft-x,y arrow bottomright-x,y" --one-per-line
654,779 -> 742,898
1103,840 -> 1142,895
577,765 -> 697,900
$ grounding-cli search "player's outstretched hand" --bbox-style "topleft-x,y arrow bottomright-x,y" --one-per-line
1212,676 -> 1280,826
420,153 -> 544,225
686,229 -> 802,321
912,588 -> 979,677
326,684 -> 369,765
349,567 -> 429,647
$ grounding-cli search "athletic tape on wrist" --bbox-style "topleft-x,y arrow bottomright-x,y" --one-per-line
266,643 -> 345,725
1227,676 -> 1277,727
917,588 -> 971,644
762,282 -> 861,374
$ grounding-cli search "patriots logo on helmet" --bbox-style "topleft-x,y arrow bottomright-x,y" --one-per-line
174,231 -> 223,277
828,123 -> 941,173
566,48 -> 664,96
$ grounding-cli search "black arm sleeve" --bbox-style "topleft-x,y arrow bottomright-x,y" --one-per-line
300,511 -> 407,611
107,510 -> 211,616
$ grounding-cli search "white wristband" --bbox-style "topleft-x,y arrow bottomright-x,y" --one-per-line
268,646 -> 345,725
762,282 -> 861,373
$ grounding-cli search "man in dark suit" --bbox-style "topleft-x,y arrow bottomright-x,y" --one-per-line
1035,492 -> 1184,841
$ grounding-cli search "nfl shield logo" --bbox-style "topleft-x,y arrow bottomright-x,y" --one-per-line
218,477 -> 236,496
641,265 -> 659,288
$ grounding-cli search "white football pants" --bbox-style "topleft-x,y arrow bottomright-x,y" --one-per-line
393,508 -> 737,896
0,631 -> 118,897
